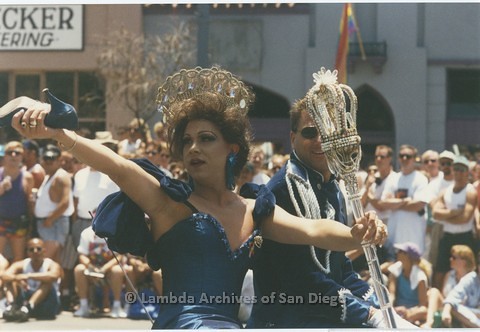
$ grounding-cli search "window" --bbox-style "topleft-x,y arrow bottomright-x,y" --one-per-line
46,72 -> 74,104
0,71 -> 105,141
447,69 -> 480,118
0,73 -> 8,106
446,69 -> 480,149
15,74 -> 40,100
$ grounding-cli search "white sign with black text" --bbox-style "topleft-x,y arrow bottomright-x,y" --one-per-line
0,5 -> 83,51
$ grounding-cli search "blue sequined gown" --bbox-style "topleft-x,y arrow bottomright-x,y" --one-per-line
92,159 -> 273,329
147,212 -> 261,329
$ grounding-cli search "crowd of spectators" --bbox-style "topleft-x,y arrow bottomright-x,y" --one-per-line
0,116 -> 478,327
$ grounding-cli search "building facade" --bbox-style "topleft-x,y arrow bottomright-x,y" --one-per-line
1,3 -> 479,165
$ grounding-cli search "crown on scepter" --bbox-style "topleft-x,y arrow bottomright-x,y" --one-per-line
305,67 -> 362,192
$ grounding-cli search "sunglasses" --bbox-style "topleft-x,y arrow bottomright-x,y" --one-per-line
43,156 -> 58,162
453,165 -> 468,172
5,149 -> 23,156
146,150 -> 157,156
440,161 -> 452,167
300,127 -> 319,140
160,153 -> 170,158
375,155 -> 388,160
28,246 -> 42,253
399,153 -> 414,160
423,159 -> 438,164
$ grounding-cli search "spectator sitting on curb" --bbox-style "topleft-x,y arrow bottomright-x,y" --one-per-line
73,226 -> 127,318
1,238 -> 62,322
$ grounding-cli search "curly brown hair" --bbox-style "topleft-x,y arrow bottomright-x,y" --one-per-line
167,92 -> 253,177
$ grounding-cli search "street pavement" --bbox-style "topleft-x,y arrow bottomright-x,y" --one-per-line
2,310 -> 152,331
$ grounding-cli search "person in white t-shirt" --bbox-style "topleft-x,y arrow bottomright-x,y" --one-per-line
73,226 -> 127,318
72,167 -> 119,249
362,145 -> 397,226
249,145 -> 270,185
422,150 -> 455,287
378,144 -> 429,256
432,155 -> 477,292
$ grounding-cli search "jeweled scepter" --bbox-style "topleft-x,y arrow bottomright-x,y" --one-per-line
305,67 -> 396,328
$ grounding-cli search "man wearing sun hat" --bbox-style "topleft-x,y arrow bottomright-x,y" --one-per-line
432,155 -> 477,290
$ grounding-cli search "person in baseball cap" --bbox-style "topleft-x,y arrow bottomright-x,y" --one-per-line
42,144 -> 61,160
394,242 -> 422,261
388,241 -> 429,325
453,155 -> 470,170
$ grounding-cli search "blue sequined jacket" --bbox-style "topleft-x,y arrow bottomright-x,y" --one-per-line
248,153 -> 379,328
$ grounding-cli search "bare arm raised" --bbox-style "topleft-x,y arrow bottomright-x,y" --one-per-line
12,106 -> 180,233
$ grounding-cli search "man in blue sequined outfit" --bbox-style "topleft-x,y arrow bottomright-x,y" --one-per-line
248,97 -> 381,328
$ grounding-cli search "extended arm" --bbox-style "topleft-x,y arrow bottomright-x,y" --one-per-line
261,205 -> 384,251
12,108 -> 175,224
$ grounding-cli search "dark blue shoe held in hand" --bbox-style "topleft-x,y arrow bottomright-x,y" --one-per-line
0,88 -> 78,130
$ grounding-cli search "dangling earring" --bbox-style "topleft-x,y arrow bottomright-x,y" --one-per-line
225,152 -> 237,190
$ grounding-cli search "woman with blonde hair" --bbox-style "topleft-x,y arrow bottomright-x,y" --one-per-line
422,244 -> 476,327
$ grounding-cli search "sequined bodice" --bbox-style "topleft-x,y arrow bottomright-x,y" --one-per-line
91,160 -> 274,329
147,212 -> 260,328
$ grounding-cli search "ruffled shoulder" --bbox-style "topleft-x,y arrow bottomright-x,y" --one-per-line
133,158 -> 192,201
239,183 -> 276,226
92,158 -> 192,257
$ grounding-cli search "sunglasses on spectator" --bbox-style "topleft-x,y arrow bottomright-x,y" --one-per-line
42,156 -> 57,162
453,165 -> 468,172
399,154 -> 414,160
5,149 -> 23,156
146,150 -> 157,156
160,153 -> 170,158
440,161 -> 452,167
300,127 -> 319,140
423,159 -> 437,164
28,246 -> 42,253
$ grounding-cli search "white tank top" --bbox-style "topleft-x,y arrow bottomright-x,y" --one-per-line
23,257 -> 59,292
441,183 -> 475,233
35,168 -> 74,218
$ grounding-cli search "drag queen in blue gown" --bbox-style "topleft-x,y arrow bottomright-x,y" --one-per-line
9,67 -> 386,329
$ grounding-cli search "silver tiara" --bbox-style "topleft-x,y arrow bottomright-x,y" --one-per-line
156,66 -> 253,126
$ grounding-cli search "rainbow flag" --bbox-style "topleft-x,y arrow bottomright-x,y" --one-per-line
335,3 -> 363,84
